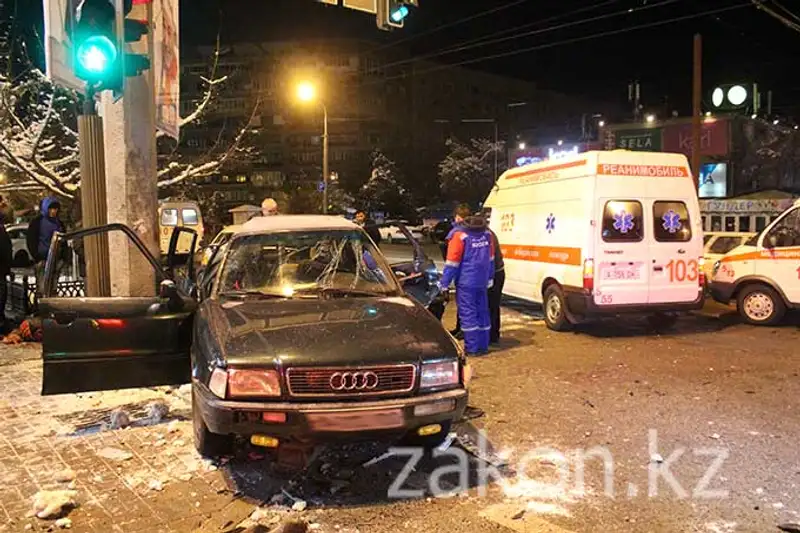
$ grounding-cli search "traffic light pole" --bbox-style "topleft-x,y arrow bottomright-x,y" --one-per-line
78,88 -> 111,297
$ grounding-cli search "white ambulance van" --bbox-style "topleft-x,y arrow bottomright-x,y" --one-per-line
484,150 -> 705,331
709,199 -> 800,325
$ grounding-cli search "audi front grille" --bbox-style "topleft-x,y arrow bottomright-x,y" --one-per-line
286,364 -> 416,398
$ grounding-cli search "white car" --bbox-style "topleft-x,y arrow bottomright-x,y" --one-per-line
379,221 -> 425,243
702,232 -> 754,286
7,224 -> 34,267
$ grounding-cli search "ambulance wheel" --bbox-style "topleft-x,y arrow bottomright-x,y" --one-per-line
737,284 -> 786,326
543,285 -> 571,331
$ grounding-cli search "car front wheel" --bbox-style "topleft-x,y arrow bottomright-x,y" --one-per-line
737,284 -> 786,326
192,386 -> 233,458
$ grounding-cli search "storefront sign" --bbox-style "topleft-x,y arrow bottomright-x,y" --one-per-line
662,120 -> 729,157
511,142 -> 600,167
615,128 -> 662,151
697,163 -> 727,198
699,198 -> 796,213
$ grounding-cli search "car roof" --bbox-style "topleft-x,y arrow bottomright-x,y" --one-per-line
236,215 -> 358,235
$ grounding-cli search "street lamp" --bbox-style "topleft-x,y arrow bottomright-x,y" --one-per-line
646,114 -> 656,124
296,81 -> 329,214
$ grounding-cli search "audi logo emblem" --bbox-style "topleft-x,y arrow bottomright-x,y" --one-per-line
329,371 -> 379,391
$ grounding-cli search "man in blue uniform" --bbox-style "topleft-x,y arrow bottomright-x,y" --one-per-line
439,214 -> 495,356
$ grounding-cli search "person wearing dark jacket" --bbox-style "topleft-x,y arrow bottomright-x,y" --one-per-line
26,196 -> 66,293
355,210 -> 382,246
0,197 -> 13,330
487,227 -> 505,344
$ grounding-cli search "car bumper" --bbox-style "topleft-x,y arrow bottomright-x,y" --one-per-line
564,287 -> 705,316
194,382 -> 468,442
709,281 -> 736,304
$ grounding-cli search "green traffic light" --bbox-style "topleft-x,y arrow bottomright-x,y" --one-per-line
76,35 -> 118,74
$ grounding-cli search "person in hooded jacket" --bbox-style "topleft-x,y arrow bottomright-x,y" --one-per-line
26,196 -> 66,294
439,213 -> 494,356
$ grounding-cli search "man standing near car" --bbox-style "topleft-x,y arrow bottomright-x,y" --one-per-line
0,196 -> 12,331
441,204 -> 471,339
487,224 -> 505,345
355,210 -> 382,246
439,213 -> 494,356
26,196 -> 66,294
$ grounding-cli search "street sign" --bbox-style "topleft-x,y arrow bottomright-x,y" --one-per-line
42,0 -> 85,92
343,0 -> 377,13
153,0 -> 180,139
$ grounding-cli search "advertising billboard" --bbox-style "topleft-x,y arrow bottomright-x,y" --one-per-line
154,0 -> 180,139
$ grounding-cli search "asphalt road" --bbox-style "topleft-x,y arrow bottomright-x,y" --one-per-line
218,303 -> 800,533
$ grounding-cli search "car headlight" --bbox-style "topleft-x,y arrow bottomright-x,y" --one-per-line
420,360 -> 459,389
209,367 -> 282,399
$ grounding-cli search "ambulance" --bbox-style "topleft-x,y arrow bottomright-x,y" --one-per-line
483,150 -> 705,331
709,199 -> 800,325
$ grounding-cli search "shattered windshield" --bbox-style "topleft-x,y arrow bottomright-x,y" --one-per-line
217,229 -> 400,298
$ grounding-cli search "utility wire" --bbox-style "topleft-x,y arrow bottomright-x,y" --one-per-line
372,0 -> 532,52
373,0 -> 684,73
359,3 -> 751,86
751,0 -> 800,32
770,0 -> 800,24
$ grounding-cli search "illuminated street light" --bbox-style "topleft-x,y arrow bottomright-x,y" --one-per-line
295,81 -> 329,214
518,142 -> 526,150
773,119 -> 780,125
598,120 -> 605,127
297,82 -> 316,103
557,139 -> 563,146
645,114 -> 655,124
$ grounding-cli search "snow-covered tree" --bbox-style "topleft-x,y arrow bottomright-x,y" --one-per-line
360,150 -> 414,217
438,137 -> 506,206
0,36 -> 258,199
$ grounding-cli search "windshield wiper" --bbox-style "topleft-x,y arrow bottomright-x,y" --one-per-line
314,287 -> 390,298
221,290 -> 288,300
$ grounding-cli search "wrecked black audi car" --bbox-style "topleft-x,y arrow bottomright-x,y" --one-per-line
38,216 -> 468,463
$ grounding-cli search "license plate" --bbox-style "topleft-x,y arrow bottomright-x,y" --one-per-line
602,266 -> 641,281
306,409 -> 404,432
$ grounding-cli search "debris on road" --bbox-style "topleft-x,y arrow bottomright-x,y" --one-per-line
291,500 -> 308,512
96,447 -> 133,461
145,400 -> 170,423
362,450 -> 394,468
55,517 -> 72,529
709,433 -> 721,440
148,480 -> 165,491
651,453 -> 664,463
30,490 -> 78,519
54,469 -> 76,483
436,432 -> 457,452
108,408 -> 131,429
778,523 -> 800,533
167,420 -> 181,433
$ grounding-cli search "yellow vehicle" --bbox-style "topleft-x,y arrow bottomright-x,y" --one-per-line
159,201 -> 204,255
200,225 -> 241,267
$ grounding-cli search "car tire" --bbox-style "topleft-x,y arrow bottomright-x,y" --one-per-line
543,285 -> 571,331
736,284 -> 786,326
192,386 -> 233,458
399,420 -> 452,450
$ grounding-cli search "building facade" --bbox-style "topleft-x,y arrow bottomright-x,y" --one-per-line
171,39 -> 603,217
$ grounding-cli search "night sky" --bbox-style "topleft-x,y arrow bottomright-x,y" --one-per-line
180,0 -> 800,118
13,0 -> 799,118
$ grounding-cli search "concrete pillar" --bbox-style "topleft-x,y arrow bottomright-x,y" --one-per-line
99,2 -> 158,297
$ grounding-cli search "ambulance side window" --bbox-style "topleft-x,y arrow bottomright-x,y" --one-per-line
602,201 -> 644,242
653,201 -> 692,242
765,209 -> 800,248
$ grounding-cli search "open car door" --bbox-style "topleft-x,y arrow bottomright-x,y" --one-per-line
40,224 -> 197,395
387,223 -> 446,318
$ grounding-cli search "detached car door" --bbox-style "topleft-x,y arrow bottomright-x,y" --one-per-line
40,224 -> 197,395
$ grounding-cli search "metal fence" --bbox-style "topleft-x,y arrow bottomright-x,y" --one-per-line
4,273 -> 86,318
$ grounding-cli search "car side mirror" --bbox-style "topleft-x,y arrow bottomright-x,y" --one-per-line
159,279 -> 184,312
